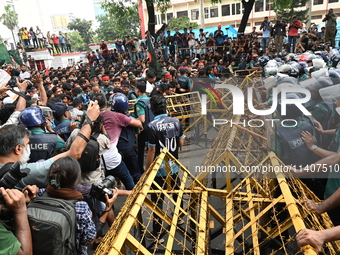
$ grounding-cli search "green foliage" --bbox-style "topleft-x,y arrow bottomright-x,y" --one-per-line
167,16 -> 198,31
68,31 -> 89,52
96,7 -> 140,40
67,18 -> 95,45
0,5 -> 18,31
270,0 -> 309,25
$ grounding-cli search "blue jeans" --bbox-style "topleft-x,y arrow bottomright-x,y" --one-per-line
261,37 -> 270,54
288,36 -> 298,53
129,52 -> 137,63
106,161 -> 135,190
161,48 -> 168,62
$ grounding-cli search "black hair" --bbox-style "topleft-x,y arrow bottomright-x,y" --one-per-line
136,82 -> 146,93
72,97 -> 83,108
146,71 -> 156,79
150,95 -> 167,116
48,156 -> 81,189
92,93 -> 107,109
159,83 -> 169,92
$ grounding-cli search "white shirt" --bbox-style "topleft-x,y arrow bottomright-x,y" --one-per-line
19,71 -> 30,80
5,43 -> 11,51
36,29 -> 43,39
146,81 -> 154,94
134,40 -> 141,52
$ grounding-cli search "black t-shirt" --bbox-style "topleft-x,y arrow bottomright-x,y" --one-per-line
147,115 -> 184,159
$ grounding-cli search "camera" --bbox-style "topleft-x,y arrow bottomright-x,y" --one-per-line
90,175 -> 116,202
0,162 -> 30,199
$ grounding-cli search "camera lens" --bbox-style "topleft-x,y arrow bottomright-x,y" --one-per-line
101,175 -> 115,189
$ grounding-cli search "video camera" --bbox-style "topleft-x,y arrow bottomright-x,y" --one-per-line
0,162 -> 30,199
90,175 -> 116,203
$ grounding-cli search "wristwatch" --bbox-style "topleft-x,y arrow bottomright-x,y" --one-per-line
311,145 -> 318,151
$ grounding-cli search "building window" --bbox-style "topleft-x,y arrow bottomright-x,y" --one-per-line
266,0 -> 273,11
232,3 -> 241,15
311,15 -> 322,19
161,14 -> 166,23
255,22 -> 262,26
68,59 -> 75,66
255,0 -> 264,12
313,0 -> 323,4
154,15 -> 158,25
222,5 -> 230,16
210,7 -> 218,18
329,0 -> 338,2
177,10 -> 188,18
191,9 -> 199,20
167,12 -> 173,21
204,7 -> 209,18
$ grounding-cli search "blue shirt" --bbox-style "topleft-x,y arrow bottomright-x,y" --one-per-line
262,22 -> 272,38
58,34 -> 65,44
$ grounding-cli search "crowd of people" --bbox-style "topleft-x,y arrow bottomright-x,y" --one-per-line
1,7 -> 340,254
15,26 -> 72,54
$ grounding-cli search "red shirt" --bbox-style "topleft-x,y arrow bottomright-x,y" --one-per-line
100,43 -> 109,55
288,20 -> 302,36
100,111 -> 131,145
51,36 -> 59,44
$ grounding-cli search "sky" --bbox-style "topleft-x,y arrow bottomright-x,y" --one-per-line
46,0 -> 96,21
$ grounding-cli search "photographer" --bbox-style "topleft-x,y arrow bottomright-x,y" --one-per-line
322,8 -> 337,47
272,15 -> 287,54
288,16 -> 302,53
0,101 -> 100,189
259,17 -> 272,54
0,186 -> 33,255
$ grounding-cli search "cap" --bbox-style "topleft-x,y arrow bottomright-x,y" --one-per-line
161,70 -> 169,76
2,97 -> 14,105
164,72 -> 172,78
218,25 -> 222,29
179,68 -> 187,74
52,102 -> 73,119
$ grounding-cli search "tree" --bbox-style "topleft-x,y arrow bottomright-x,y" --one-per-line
68,31 -> 89,52
0,5 -> 18,45
167,16 -> 198,31
270,0 -> 309,25
67,18 -> 95,45
96,9 -> 140,40
102,0 -> 220,37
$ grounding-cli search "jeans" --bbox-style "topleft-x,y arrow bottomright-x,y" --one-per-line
106,160 -> 135,190
53,43 -> 61,53
261,37 -> 270,54
66,44 -> 72,53
60,43 -> 66,53
137,51 -> 143,60
120,146 -> 141,183
288,36 -> 298,53
129,52 -> 137,63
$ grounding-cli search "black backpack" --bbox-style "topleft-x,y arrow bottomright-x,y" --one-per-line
78,133 -> 100,172
27,194 -> 78,255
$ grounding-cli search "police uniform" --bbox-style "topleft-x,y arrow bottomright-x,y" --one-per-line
134,94 -> 151,172
53,119 -> 73,141
276,120 -> 325,199
117,114 -> 141,183
28,128 -> 63,163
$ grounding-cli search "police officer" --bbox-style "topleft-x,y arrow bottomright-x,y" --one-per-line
112,93 -> 141,183
275,93 -> 324,199
177,68 -> 192,94
52,102 -> 77,141
301,77 -> 334,148
19,107 -> 65,163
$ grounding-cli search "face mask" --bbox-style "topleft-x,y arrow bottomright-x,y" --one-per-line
19,145 -> 31,165
336,107 -> 340,116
